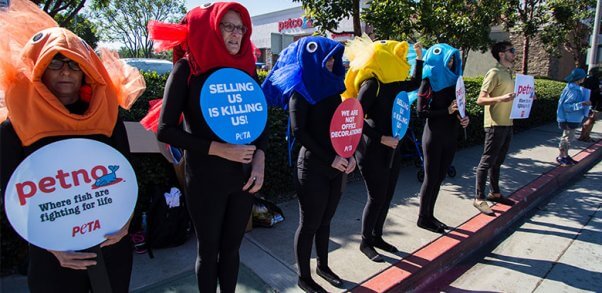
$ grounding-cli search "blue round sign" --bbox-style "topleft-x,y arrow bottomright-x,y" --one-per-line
200,68 -> 268,144
391,91 -> 411,139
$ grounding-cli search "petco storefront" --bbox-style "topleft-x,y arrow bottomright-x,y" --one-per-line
251,6 -> 361,69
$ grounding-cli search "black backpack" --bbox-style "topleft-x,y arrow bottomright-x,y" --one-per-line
147,186 -> 191,249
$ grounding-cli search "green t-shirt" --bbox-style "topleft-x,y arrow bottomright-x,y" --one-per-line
480,63 -> 515,127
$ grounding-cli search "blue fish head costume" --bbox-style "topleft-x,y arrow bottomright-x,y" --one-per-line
262,36 -> 346,108
422,43 -> 463,92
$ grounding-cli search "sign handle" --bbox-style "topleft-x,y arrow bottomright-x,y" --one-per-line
85,245 -> 113,293
464,128 -> 467,141
388,144 -> 399,169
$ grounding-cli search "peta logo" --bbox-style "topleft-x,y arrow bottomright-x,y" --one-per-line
15,165 -> 122,206
72,219 -> 101,237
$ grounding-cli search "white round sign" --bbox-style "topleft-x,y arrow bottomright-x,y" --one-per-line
4,138 -> 138,251
455,76 -> 467,118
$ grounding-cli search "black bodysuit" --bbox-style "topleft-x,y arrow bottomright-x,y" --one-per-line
0,102 -> 133,293
357,60 -> 423,244
157,59 -> 267,293
416,79 -> 461,221
289,92 -> 345,279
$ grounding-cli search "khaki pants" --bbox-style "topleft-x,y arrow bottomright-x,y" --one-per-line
560,128 -> 577,152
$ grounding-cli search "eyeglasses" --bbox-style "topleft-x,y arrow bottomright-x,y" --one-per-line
504,48 -> 516,54
220,22 -> 248,34
47,58 -> 82,71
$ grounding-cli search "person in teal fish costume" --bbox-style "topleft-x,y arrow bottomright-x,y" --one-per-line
416,44 -> 469,233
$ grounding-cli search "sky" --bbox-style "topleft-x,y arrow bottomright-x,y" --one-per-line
185,0 -> 300,16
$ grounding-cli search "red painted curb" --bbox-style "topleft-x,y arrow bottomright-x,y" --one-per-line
352,140 -> 602,293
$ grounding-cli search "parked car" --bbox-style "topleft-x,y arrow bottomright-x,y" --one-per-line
122,58 -> 173,75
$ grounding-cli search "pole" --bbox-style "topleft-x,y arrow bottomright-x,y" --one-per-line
588,0 -> 602,71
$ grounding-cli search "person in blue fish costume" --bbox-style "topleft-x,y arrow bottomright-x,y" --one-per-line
556,68 -> 590,166
262,36 -> 355,292
416,44 -> 470,233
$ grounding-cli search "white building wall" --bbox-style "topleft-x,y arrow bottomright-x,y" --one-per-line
250,5 -> 361,50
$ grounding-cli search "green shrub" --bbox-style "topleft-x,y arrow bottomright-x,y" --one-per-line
0,218 -> 28,275
120,71 -> 169,122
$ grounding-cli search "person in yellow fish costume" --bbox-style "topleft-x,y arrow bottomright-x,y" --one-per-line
344,34 -> 423,262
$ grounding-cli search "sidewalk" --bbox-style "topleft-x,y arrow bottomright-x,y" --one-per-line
442,161 -> 601,292
1,122 -> 600,292
242,122 -> 602,292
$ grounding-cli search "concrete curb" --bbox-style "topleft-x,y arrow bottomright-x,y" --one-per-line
352,140 -> 602,293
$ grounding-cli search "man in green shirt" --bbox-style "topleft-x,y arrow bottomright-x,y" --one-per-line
474,41 -> 517,215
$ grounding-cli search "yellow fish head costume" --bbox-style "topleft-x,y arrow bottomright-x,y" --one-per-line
342,34 -> 411,99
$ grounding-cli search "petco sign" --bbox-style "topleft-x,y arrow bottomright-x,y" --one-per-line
278,17 -> 314,32
4,139 -> 138,251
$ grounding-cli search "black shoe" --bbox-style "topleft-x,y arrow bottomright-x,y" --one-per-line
298,277 -> 326,293
417,217 -> 445,234
371,237 -> 398,253
566,156 -> 579,164
360,241 -> 384,262
486,193 -> 515,206
316,266 -> 343,287
431,217 -> 449,230
556,156 -> 574,167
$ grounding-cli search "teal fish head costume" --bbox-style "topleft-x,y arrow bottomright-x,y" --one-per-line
422,43 -> 462,92
262,36 -> 346,108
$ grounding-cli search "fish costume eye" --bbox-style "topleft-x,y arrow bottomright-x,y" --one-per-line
379,40 -> 387,44
306,41 -> 318,53
32,32 -> 44,43
433,47 -> 442,55
201,2 -> 213,8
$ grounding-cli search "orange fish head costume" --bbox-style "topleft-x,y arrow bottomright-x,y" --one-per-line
148,1 -> 256,76
3,27 -> 145,146
0,0 -> 145,146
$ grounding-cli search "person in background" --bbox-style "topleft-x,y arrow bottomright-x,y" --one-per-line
416,44 -> 469,233
148,2 -> 267,292
473,41 -> 518,216
578,68 -> 600,142
556,68 -> 591,166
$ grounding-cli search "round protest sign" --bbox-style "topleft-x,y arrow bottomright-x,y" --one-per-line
330,98 -> 364,158
200,68 -> 268,144
4,139 -> 137,251
391,91 -> 411,139
455,76 -> 466,118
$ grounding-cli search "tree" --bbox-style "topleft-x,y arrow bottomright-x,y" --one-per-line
32,0 -> 109,26
418,0 -> 507,70
540,0 -> 596,67
92,0 -> 185,58
503,0 -> 548,74
363,0 -> 507,71
292,0 -> 362,36
361,0 -> 414,40
55,13 -> 99,48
